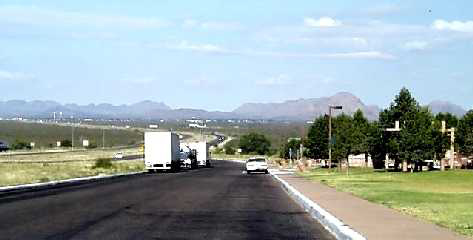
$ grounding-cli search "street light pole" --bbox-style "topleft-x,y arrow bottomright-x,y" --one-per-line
328,105 -> 342,170
71,124 -> 74,151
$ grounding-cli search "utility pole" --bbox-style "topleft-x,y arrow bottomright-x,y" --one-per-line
385,121 -> 401,171
102,128 -> 105,150
328,105 -> 343,170
71,124 -> 74,151
441,121 -> 455,170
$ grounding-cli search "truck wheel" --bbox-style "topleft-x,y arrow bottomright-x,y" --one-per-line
147,169 -> 154,173
264,170 -> 269,174
246,170 -> 251,174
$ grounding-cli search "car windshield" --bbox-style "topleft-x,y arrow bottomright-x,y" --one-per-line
248,158 -> 265,163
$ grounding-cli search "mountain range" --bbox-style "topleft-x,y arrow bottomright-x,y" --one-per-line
0,92 -> 468,121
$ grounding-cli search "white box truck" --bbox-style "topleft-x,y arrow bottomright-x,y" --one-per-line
144,131 -> 180,172
188,141 -> 211,167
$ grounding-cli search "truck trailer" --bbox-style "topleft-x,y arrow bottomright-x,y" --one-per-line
188,141 -> 211,167
144,131 -> 180,172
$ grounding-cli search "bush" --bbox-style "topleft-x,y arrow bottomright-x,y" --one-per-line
86,143 -> 98,149
213,147 -> 224,154
224,139 -> 239,155
61,139 -> 72,147
93,158 -> 113,169
239,133 -> 271,155
11,140 -> 31,150
224,145 -> 236,155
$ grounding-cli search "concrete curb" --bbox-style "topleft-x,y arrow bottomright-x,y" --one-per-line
0,171 -> 145,195
269,171 -> 366,240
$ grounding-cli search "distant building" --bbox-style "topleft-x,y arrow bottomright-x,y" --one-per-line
189,123 -> 207,129
287,137 -> 301,142
348,154 -> 372,167
149,124 -> 159,129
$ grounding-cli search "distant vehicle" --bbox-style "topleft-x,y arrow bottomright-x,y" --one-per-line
246,157 -> 268,174
144,131 -> 180,172
179,149 -> 198,169
188,141 -> 211,167
180,151 -> 192,168
114,152 -> 124,159
0,141 -> 9,152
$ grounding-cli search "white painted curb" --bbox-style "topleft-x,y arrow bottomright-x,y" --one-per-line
269,171 -> 366,240
0,171 -> 145,194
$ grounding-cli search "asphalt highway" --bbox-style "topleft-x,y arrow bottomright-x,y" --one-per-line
0,161 -> 334,240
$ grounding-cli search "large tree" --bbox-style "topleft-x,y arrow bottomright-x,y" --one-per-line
280,138 -> 302,160
331,114 -> 355,170
458,110 -> 473,156
379,88 -> 436,172
304,115 -> 329,160
432,113 -> 454,163
239,132 -> 271,155
435,112 -> 459,128
351,110 -> 370,167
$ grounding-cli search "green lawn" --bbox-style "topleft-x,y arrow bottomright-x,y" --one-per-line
0,159 -> 145,187
299,168 -> 473,237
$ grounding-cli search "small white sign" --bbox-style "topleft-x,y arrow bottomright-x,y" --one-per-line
83,139 -> 89,147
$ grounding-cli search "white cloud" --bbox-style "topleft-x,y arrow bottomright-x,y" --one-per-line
351,37 -> 368,46
165,40 -> 395,60
402,41 -> 429,51
432,19 -> 473,33
182,19 -> 243,31
0,5 -> 168,28
304,17 -> 341,28
0,70 -> 34,81
170,41 -> 229,54
317,51 -> 396,60
256,74 -> 291,86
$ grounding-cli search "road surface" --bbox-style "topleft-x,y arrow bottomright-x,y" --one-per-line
0,161 -> 334,240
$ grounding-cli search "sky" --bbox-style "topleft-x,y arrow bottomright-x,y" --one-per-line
0,0 -> 472,111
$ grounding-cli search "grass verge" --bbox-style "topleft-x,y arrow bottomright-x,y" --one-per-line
0,159 -> 144,187
299,168 -> 473,237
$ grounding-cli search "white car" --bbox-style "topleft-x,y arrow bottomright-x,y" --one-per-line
114,152 -> 124,159
246,157 -> 268,174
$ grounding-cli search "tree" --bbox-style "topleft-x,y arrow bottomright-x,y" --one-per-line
304,115 -> 329,160
11,140 -> 31,150
351,110 -> 370,167
458,110 -> 473,156
280,138 -> 302,160
224,139 -> 239,155
432,114 -> 452,163
61,139 -> 72,147
379,88 -> 436,172
239,133 -> 271,155
435,112 -> 459,128
331,114 -> 354,170
366,121 -> 387,169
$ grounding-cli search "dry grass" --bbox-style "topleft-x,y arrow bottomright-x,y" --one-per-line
0,147 -> 141,163
0,159 -> 144,187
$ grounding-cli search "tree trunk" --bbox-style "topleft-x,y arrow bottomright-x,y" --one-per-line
365,152 -> 369,168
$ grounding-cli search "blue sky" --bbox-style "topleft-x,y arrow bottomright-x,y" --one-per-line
0,0 -> 472,111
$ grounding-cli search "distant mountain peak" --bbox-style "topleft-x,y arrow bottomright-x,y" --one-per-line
233,92 -> 379,120
428,100 -> 466,117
